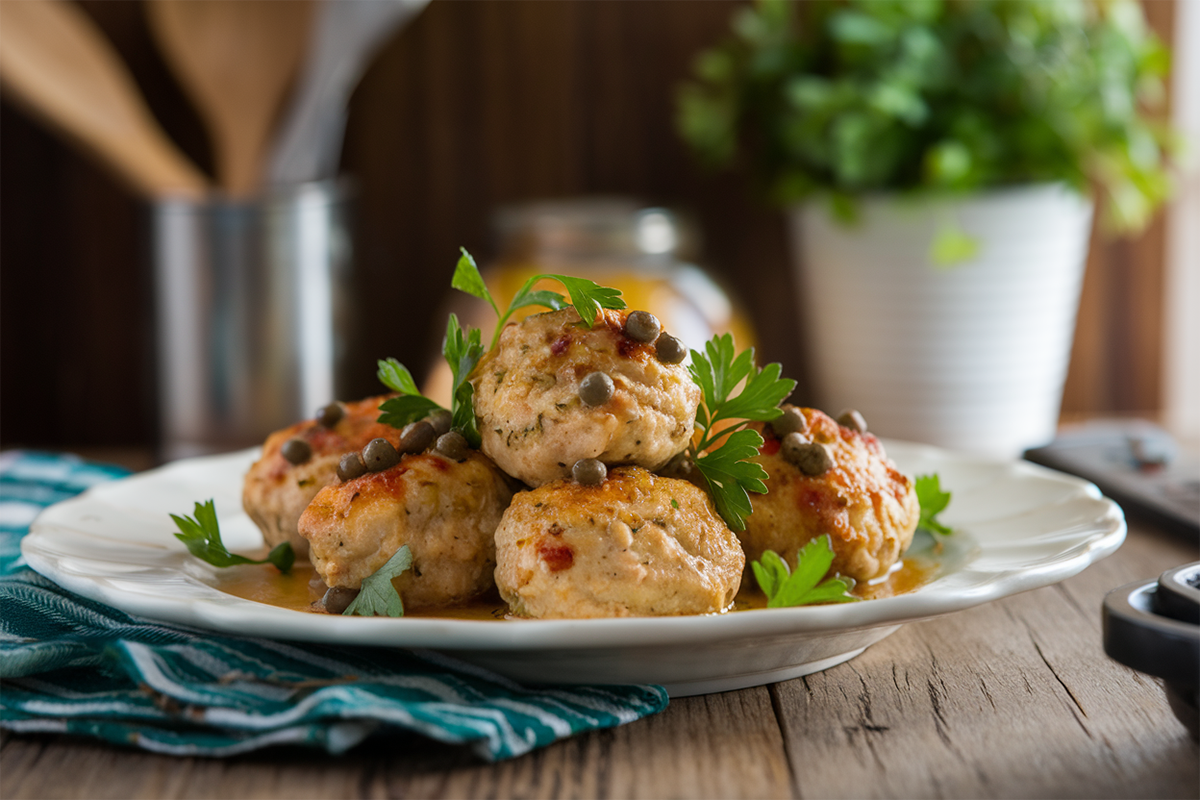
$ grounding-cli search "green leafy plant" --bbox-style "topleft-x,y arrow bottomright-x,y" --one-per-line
751,536 -> 858,607
343,545 -> 414,617
915,473 -> 953,536
171,500 -> 294,573
687,333 -> 796,531
678,0 -> 1175,232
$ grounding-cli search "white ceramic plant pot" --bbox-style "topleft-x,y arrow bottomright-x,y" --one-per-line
790,183 -> 1094,458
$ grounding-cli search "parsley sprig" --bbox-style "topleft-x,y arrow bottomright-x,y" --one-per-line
376,247 -> 625,446
452,248 -> 626,348
751,536 -> 858,607
171,500 -> 294,573
915,473 -> 953,536
343,545 -> 413,617
377,312 -> 484,447
686,333 -> 796,531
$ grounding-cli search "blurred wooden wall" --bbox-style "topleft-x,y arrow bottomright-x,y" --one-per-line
0,0 -> 1175,452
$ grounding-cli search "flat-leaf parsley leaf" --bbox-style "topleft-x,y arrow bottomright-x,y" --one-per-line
915,473 -> 953,536
172,500 -> 294,573
343,545 -> 414,617
750,536 -> 858,607
452,248 -> 625,347
376,313 -> 484,445
686,333 -> 796,532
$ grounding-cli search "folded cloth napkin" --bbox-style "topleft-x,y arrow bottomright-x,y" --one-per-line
0,451 -> 668,760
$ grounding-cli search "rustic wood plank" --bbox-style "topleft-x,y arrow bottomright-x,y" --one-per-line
770,523 -> 1198,800
0,689 -> 794,799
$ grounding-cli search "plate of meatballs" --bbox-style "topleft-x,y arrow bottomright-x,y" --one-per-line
24,303 -> 1126,697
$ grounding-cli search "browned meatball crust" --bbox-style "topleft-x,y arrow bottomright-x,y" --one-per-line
743,406 -> 919,583
299,450 -> 514,611
494,467 -> 744,618
242,394 -> 400,556
471,308 -> 701,487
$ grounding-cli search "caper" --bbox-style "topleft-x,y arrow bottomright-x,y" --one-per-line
426,408 -> 453,436
624,310 -> 661,343
435,430 -> 469,461
398,420 -> 435,454
572,458 -> 607,486
770,406 -> 806,438
837,409 -> 868,433
316,402 -> 345,428
337,451 -> 367,482
281,437 -> 312,465
654,333 -> 686,364
579,371 -> 614,406
322,586 -> 360,615
782,434 -> 832,476
362,438 -> 400,472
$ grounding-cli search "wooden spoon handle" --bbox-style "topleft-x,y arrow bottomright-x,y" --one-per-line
0,0 -> 208,199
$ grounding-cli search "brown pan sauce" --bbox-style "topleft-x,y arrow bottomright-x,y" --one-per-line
216,548 -> 940,619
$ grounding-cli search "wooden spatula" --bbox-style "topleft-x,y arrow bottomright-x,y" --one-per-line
147,0 -> 315,197
0,0 -> 207,199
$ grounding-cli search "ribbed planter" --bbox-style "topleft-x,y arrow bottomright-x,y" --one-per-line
790,183 -> 1094,458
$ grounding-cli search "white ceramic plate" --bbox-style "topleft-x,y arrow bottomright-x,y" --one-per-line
22,443 -> 1125,697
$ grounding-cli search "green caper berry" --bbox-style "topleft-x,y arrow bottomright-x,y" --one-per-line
281,438 -> 312,465
782,434 -> 832,476
316,402 -> 344,428
435,431 -> 469,461
337,451 -> 367,482
398,420 -> 435,454
579,371 -> 614,406
362,438 -> 400,472
624,310 -> 661,344
572,458 -> 607,486
426,409 -> 453,436
837,409 -> 868,434
770,407 -> 806,438
322,586 -> 359,615
654,333 -> 686,364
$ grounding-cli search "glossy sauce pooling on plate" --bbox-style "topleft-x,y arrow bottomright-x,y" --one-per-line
215,548 -> 941,619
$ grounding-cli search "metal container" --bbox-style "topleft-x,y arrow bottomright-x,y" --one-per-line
151,180 -> 353,460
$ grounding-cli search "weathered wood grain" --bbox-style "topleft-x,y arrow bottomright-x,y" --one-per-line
770,524 -> 1198,800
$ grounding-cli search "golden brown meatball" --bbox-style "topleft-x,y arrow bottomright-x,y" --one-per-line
298,450 -> 514,611
471,308 -> 701,487
742,406 -> 919,584
242,394 -> 400,556
494,467 -> 744,618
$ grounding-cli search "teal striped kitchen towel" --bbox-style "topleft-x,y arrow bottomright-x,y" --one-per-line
0,451 -> 668,760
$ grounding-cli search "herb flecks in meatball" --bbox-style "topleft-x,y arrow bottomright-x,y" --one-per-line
471,308 -> 700,487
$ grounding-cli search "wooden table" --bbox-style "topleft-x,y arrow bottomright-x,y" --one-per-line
3,513 -> 1195,799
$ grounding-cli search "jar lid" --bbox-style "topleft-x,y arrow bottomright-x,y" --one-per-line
493,197 -> 699,262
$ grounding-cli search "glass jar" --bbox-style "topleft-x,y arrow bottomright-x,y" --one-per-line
423,197 -> 754,403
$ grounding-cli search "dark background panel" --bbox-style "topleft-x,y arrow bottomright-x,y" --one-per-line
0,0 -> 1173,452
